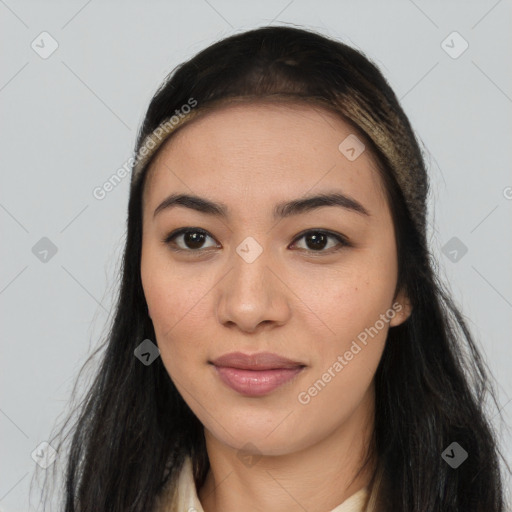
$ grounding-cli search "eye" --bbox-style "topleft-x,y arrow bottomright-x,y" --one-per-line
290,229 -> 350,253
163,228 -> 350,255
163,227 -> 219,252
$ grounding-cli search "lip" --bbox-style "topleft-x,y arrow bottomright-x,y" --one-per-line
210,352 -> 306,397
211,351 -> 304,370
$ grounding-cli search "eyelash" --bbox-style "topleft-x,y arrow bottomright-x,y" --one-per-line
162,227 -> 351,256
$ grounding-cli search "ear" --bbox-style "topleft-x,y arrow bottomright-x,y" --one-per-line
389,289 -> 412,327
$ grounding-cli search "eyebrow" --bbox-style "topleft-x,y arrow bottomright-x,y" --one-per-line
153,191 -> 370,220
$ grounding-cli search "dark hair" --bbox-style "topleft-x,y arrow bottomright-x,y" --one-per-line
38,25 -> 509,511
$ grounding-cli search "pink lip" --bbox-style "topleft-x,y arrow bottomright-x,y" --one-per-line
210,352 -> 305,397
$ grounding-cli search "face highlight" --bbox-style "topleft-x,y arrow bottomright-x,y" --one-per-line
140,102 -> 410,457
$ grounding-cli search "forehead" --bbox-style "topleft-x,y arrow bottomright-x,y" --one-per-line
142,101 -> 387,215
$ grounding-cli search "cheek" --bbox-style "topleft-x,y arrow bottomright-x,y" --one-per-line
289,246 -> 397,402
140,245 -> 215,370
293,255 -> 398,343
293,268 -> 392,436
143,274 -> 210,346
142,241 -> 192,331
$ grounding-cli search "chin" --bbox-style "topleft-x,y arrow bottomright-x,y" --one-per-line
204,413 -> 315,457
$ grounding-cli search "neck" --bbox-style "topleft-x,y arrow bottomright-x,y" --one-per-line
198,386 -> 376,512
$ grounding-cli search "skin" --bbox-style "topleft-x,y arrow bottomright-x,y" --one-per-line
140,101 -> 411,512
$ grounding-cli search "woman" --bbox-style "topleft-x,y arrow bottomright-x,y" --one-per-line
43,26 -> 508,511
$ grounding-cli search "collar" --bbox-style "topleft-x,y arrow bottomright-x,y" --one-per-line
168,456 -> 372,512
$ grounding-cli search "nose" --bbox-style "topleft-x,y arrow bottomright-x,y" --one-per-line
216,243 -> 292,333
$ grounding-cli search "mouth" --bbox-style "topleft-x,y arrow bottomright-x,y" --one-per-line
209,352 -> 306,397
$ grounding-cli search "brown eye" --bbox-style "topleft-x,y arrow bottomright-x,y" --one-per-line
291,230 -> 349,253
164,228 -> 218,251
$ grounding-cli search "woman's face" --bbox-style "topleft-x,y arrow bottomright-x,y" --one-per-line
141,102 -> 410,456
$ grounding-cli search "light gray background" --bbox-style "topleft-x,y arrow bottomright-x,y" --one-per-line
1,1 -> 511,510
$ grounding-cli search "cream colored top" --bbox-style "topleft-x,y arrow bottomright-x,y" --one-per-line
155,456 -> 378,512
